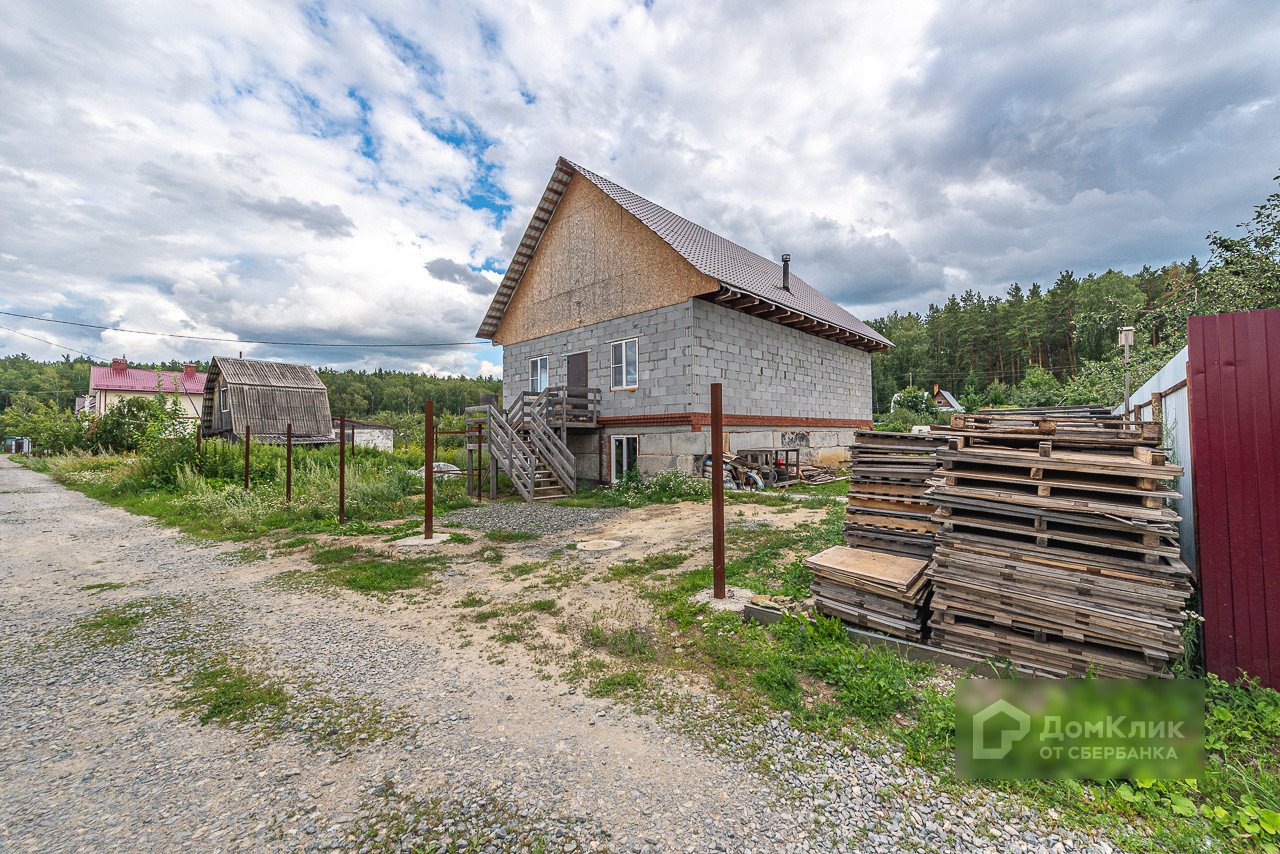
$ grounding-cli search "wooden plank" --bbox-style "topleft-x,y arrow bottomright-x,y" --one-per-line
804,546 -> 926,589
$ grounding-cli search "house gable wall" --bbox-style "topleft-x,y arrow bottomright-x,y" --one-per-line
492,175 -> 718,345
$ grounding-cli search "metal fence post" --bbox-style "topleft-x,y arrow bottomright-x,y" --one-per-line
425,400 -> 434,539
338,416 -> 346,525
711,382 -> 725,599
286,423 -> 293,505
243,422 -> 251,492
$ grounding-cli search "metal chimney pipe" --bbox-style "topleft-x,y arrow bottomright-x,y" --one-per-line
781,254 -> 791,291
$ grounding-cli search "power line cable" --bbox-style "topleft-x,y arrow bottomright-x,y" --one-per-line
0,323 -> 102,360
0,310 -> 480,348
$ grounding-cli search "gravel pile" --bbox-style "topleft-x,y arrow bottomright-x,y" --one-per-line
441,502 -> 628,536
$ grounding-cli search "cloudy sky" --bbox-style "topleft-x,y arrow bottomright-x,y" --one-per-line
2,0 -> 1278,376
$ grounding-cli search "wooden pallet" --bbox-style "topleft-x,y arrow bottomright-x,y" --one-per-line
936,506 -> 1179,557
927,618 -> 1168,679
929,584 -> 1184,658
935,467 -> 1178,508
927,481 -> 1181,523
937,445 -> 1182,484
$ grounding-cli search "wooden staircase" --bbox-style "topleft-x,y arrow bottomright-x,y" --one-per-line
466,387 -> 598,502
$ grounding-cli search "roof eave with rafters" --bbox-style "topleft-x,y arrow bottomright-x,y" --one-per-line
476,159 -> 574,340
703,285 -> 890,352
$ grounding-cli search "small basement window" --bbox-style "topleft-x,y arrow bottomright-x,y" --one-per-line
529,355 -> 549,393
610,338 -> 638,390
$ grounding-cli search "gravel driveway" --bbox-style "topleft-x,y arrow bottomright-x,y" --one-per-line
0,459 -> 1121,853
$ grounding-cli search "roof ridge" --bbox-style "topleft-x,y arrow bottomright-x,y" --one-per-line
477,158 -> 891,350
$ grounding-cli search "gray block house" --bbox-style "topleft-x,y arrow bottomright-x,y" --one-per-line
473,157 -> 891,494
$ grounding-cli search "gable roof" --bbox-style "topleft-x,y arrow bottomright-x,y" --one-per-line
201,357 -> 334,443
477,157 -> 891,351
211,357 -> 327,390
90,365 -> 206,395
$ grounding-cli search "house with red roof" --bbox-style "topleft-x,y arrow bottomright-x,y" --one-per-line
472,157 -> 890,496
86,359 -> 207,419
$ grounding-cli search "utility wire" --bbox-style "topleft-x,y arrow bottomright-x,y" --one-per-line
0,323 -> 102,360
0,310 -> 480,348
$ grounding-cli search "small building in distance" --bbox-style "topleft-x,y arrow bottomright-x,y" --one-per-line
930,384 -> 964,412
86,359 -> 206,418
200,357 -> 335,444
333,417 -> 396,452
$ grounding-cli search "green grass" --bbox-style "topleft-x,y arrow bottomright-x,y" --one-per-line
473,545 -> 504,565
311,545 -> 362,565
78,582 -> 127,593
306,546 -> 446,592
483,529 -> 538,543
605,551 -> 690,581
276,536 -> 316,549
446,532 -> 475,544
177,659 -> 292,725
223,546 -> 268,564
76,601 -> 153,645
588,669 -> 644,697
453,591 -> 489,608
503,560 -> 549,580
582,622 -> 655,660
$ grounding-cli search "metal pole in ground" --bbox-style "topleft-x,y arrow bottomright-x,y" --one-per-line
286,423 -> 292,504
425,399 -> 434,540
243,422 -> 251,492
194,420 -> 201,474
338,416 -> 346,526
711,382 -> 725,599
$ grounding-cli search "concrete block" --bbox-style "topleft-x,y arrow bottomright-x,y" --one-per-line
669,431 -> 709,455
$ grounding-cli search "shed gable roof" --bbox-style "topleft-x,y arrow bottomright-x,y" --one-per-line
212,357 -> 327,389
202,357 -> 334,443
477,157 -> 890,351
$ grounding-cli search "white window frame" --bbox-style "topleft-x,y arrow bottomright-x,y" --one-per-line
611,434 -> 639,483
219,382 -> 230,412
610,337 -> 639,391
529,355 -> 550,393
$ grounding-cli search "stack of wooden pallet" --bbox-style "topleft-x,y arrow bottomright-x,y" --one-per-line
925,415 -> 1192,678
845,430 -> 949,559
806,546 -> 931,641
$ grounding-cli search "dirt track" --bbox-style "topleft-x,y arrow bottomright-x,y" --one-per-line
0,459 -> 1116,853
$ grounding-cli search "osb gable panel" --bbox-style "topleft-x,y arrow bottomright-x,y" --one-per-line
493,175 -> 718,344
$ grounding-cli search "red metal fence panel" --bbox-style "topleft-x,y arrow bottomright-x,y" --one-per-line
1188,307 -> 1280,689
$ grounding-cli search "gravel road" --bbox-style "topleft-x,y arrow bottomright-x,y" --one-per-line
0,459 -> 1123,853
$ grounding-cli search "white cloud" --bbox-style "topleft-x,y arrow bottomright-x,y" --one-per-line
1,0 -> 1278,373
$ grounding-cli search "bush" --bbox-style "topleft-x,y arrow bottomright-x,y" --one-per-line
1012,366 -> 1065,408
890,386 -> 940,416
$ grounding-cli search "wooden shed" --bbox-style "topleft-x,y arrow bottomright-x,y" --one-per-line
200,357 -> 335,444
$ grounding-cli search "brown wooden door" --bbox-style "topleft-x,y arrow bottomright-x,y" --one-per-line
567,352 -> 588,393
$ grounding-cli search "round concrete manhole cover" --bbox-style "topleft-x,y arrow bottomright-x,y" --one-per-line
576,540 -> 623,551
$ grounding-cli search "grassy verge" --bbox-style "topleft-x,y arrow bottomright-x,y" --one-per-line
15,449 -> 476,541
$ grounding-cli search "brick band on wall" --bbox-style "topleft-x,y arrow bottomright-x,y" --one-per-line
598,414 -> 873,431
